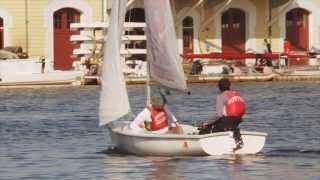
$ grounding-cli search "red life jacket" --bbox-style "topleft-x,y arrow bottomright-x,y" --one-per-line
284,40 -> 291,54
148,106 -> 169,131
223,91 -> 246,117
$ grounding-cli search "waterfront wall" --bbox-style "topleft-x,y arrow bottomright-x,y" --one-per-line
0,59 -> 42,77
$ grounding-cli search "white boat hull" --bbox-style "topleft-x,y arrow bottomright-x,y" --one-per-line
110,125 -> 267,156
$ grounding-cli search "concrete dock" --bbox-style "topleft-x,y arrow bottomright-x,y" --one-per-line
0,71 -> 83,88
2,69 -> 320,88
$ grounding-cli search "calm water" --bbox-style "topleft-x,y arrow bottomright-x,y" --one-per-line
0,82 -> 319,180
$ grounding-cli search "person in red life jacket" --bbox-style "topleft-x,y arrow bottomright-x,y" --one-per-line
283,38 -> 291,54
130,92 -> 182,134
198,78 -> 245,150
283,38 -> 291,66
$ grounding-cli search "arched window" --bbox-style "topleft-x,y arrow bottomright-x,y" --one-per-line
125,8 -> 145,23
125,8 -> 145,36
221,8 -> 245,54
182,16 -> 194,54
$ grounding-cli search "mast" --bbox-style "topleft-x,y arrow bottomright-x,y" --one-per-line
146,59 -> 151,106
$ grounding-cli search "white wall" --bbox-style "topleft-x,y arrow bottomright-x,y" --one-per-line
0,59 -> 42,77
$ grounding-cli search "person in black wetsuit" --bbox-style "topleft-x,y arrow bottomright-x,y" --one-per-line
198,78 -> 245,150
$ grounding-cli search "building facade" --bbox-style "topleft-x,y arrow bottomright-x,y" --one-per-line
0,0 -> 104,71
0,0 -> 319,71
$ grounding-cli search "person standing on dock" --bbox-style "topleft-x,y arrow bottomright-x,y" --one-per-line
198,78 -> 245,150
263,38 -> 272,54
257,39 -> 272,67
263,39 -> 273,67
283,38 -> 291,67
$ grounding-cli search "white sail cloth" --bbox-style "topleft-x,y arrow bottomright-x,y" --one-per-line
144,0 -> 188,91
99,0 -> 130,126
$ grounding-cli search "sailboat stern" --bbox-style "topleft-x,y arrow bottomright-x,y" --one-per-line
199,131 -> 267,156
234,131 -> 267,155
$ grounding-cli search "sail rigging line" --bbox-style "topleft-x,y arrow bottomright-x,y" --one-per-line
174,0 -> 205,27
146,55 -> 151,106
198,0 -> 232,53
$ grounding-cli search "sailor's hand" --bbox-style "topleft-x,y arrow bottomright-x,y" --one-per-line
169,122 -> 183,134
197,122 -> 209,130
203,122 -> 209,126
144,122 -> 151,131
171,122 -> 179,127
194,122 -> 204,127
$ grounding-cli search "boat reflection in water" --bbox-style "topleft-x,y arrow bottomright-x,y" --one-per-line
102,153 -> 179,179
102,151 -> 270,180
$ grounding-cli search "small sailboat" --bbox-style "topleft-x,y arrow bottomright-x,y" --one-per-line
99,0 -> 267,156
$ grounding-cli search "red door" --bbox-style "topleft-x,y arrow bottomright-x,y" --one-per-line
54,8 -> 80,70
222,9 -> 245,54
286,8 -> 309,51
182,16 -> 194,54
0,18 -> 3,49
286,8 -> 309,65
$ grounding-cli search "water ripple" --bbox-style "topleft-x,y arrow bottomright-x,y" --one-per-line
1,82 -> 320,179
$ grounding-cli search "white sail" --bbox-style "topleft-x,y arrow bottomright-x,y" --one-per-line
99,0 -> 129,126
144,0 -> 188,91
